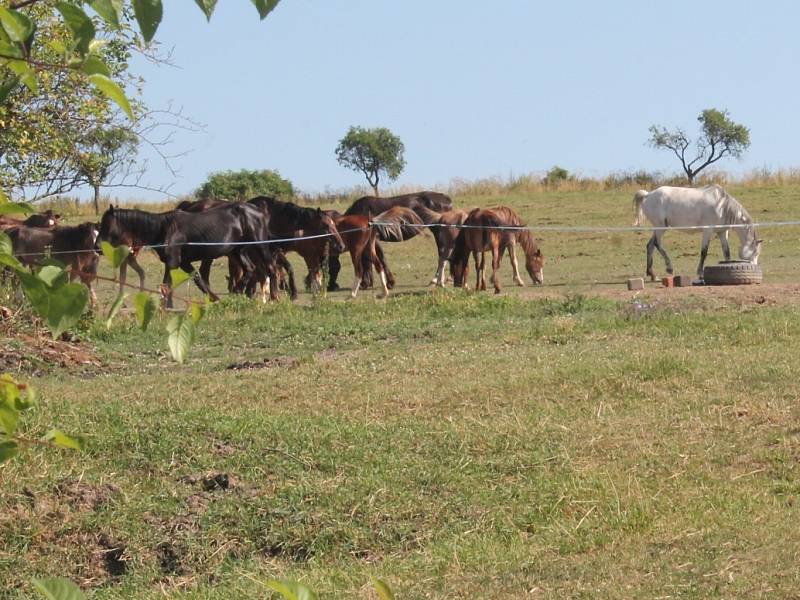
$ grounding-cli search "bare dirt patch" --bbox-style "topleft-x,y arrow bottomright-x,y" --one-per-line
226,356 -> 298,370
0,323 -> 102,374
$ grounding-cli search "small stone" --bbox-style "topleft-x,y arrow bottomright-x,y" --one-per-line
627,278 -> 644,291
674,275 -> 693,287
661,276 -> 674,288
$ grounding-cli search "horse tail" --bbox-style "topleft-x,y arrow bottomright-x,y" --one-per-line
633,190 -> 648,226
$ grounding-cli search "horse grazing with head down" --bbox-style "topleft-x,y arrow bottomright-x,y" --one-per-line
412,205 -> 470,287
450,206 -> 544,294
633,184 -> 762,281
1,209 -> 61,231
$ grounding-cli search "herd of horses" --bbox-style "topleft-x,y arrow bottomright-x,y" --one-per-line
0,191 -> 547,306
1,184 -> 763,307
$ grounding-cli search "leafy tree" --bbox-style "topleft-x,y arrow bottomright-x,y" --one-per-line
73,126 -> 139,214
335,126 -> 406,196
196,169 -> 294,200
542,165 -> 570,186
648,108 -> 750,185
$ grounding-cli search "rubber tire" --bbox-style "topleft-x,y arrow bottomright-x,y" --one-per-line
703,261 -> 763,285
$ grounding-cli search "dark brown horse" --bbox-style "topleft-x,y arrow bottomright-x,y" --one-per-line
331,191 -> 454,290
8,222 -> 100,306
450,207 -> 544,294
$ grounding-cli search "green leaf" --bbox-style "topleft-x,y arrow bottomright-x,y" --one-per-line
19,271 -> 50,318
166,312 -> 196,364
0,399 -> 18,436
101,241 -> 130,269
371,578 -> 395,600
88,74 -> 133,120
0,75 -> 19,104
133,292 -> 156,331
6,60 -> 37,94
0,231 -> 12,256
0,440 -> 18,463
42,430 -> 86,452
132,0 -> 163,44
37,265 -> 70,288
47,283 -> 89,338
190,301 -> 205,325
0,201 -> 35,216
193,0 -> 218,20
265,580 -> 317,600
32,577 -> 87,600
0,252 -> 22,271
0,39 -> 22,59
81,55 -> 111,77
89,0 -> 123,29
251,0 -> 281,19
170,268 -> 192,289
0,7 -> 34,43
105,292 -> 126,329
56,3 -> 96,56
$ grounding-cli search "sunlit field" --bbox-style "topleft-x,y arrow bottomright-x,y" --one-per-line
2,184 -> 800,598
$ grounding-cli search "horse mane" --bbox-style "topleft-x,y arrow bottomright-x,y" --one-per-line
715,185 -> 758,242
111,208 -> 174,244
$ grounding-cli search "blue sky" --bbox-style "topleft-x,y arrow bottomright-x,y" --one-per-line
127,0 -> 800,199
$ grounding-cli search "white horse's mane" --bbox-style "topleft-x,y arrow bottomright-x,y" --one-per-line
713,185 -> 758,242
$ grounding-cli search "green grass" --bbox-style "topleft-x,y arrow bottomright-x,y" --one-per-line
2,185 -> 800,598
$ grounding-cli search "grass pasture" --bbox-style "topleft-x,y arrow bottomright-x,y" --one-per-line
2,185 -> 800,598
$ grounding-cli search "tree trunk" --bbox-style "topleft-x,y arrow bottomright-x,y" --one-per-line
371,182 -> 379,196
93,184 -> 101,215
687,172 -> 695,186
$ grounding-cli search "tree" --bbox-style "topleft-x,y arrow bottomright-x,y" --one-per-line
648,108 -> 750,185
542,165 -> 570,186
73,126 -> 139,214
335,126 -> 405,196
196,169 -> 294,201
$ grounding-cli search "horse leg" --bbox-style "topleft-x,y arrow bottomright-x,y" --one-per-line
509,242 -> 524,286
350,246 -> 363,298
195,259 -> 220,302
697,228 -> 713,278
375,242 -> 395,290
718,229 -> 731,261
370,237 -> 390,299
277,252 -> 297,300
492,244 -> 502,294
119,258 -> 128,295
646,233 -> 657,281
327,254 -> 341,291
162,264 -> 174,309
476,251 -> 487,291
124,255 -> 146,292
653,231 -> 673,276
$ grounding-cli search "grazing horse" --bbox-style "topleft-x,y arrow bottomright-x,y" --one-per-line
8,222 -> 100,306
329,191 -> 454,290
335,214 -> 389,298
633,185 -> 762,280
413,205 -> 470,287
450,207 -> 544,294
175,198 -> 229,212
99,207 -> 175,295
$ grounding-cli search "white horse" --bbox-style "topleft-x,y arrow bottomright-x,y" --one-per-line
633,185 -> 762,280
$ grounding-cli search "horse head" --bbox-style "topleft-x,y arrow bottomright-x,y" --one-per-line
739,227 -> 763,264
525,247 -> 545,285
316,208 -> 345,253
99,205 -> 124,246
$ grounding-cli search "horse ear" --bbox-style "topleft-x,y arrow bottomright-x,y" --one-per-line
317,207 -> 322,215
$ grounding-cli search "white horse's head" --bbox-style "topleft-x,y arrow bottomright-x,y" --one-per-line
740,234 -> 763,264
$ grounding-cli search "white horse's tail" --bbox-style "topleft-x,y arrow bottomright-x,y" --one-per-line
632,189 -> 648,226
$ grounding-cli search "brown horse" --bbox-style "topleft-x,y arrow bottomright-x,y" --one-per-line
8,222 -> 101,306
330,191 -> 454,290
413,205 -> 470,286
335,214 -> 388,298
1,209 -> 61,231
450,207 -> 544,294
